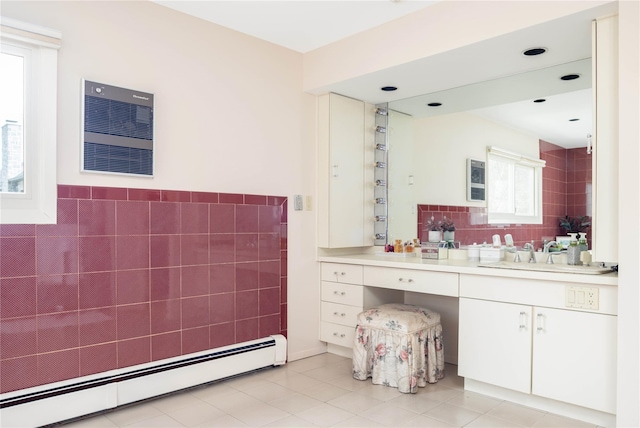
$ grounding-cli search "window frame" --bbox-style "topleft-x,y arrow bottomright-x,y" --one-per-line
487,146 -> 545,225
0,17 -> 60,224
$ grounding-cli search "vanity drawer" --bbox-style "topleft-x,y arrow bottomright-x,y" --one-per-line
321,263 -> 364,285
321,281 -> 364,306
364,266 -> 458,297
320,321 -> 355,348
321,301 -> 362,327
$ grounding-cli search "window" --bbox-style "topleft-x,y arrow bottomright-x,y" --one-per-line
0,17 -> 60,224
487,146 -> 545,224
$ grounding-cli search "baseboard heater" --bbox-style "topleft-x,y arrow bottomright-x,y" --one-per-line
0,335 -> 286,428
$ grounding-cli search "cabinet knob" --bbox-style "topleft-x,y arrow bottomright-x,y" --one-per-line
332,332 -> 346,338
333,291 -> 346,296
333,311 -> 347,317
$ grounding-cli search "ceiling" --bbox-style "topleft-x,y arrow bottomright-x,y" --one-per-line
151,1 -> 617,148
151,0 -> 438,53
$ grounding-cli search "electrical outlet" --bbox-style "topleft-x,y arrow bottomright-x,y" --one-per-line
565,286 -> 599,310
293,195 -> 303,211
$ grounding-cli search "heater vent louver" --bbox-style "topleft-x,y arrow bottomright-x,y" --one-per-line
81,80 -> 154,176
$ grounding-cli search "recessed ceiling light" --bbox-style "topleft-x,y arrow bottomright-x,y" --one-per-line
560,74 -> 581,81
381,86 -> 397,92
533,99 -> 546,103
427,102 -> 442,107
523,47 -> 547,56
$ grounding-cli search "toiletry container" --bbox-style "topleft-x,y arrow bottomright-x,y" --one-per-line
567,239 -> 581,265
467,243 -> 480,262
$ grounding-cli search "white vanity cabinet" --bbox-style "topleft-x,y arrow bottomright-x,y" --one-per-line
317,93 -> 372,248
458,274 -> 617,415
320,263 -> 364,348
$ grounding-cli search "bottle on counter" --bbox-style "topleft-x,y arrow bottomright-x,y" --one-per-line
394,239 -> 404,253
567,239 -> 581,265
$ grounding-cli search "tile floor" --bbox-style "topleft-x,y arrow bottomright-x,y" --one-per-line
61,353 -> 597,428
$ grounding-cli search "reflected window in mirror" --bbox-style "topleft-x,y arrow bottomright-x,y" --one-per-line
487,146 -> 545,224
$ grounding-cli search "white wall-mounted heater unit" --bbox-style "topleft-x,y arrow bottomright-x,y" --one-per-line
0,335 -> 287,428
81,79 -> 154,176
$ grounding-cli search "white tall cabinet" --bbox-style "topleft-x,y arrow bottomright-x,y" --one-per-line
318,93 -> 372,248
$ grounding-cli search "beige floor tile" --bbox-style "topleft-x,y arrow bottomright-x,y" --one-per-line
300,382 -> 350,402
531,413 -> 597,428
418,384 -> 464,402
387,391 -> 443,413
204,390 -> 263,413
126,414 -> 186,427
227,402 -> 290,427
302,364 -> 351,382
149,391 -> 204,413
242,381 -> 294,402
360,402 -> 423,426
332,415 -> 386,427
62,415 -> 119,427
424,402 -> 483,426
295,403 -> 354,427
272,372 -> 323,392
165,401 -> 226,427
355,382 -> 404,402
487,402 -> 547,427
193,414 -> 249,427
268,392 -> 324,414
398,414 -> 459,427
262,415 -> 319,427
465,414 -> 527,427
104,403 -> 164,427
327,390 -> 384,413
191,383 -> 237,402
326,374 -> 370,392
445,391 -> 503,414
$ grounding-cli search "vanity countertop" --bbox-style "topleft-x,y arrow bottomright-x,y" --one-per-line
318,253 -> 618,286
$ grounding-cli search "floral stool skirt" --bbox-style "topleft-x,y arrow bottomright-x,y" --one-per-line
352,303 -> 445,393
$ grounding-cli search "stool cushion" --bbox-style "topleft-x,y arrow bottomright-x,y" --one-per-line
355,303 -> 441,333
353,303 -> 444,393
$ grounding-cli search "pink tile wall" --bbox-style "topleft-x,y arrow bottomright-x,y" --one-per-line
0,185 -> 287,394
417,141 -> 592,248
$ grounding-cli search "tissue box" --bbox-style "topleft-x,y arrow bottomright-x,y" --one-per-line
480,247 -> 504,263
421,242 -> 448,260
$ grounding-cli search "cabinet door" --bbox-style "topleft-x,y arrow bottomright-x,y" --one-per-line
532,307 -> 617,414
318,93 -> 366,248
458,298 -> 532,394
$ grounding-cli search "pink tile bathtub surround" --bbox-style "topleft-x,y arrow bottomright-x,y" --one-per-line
417,141 -> 593,248
0,185 -> 287,394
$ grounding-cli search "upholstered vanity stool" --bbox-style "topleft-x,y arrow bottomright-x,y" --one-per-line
352,303 -> 445,393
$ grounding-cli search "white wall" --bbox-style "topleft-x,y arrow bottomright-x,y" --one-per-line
616,1 -> 640,425
412,112 -> 539,206
1,0 -> 325,360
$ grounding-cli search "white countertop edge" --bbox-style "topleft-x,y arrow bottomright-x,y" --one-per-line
318,254 -> 618,286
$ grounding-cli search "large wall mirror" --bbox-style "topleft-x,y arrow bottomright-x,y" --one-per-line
386,57 -> 593,249
367,5 -> 617,255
